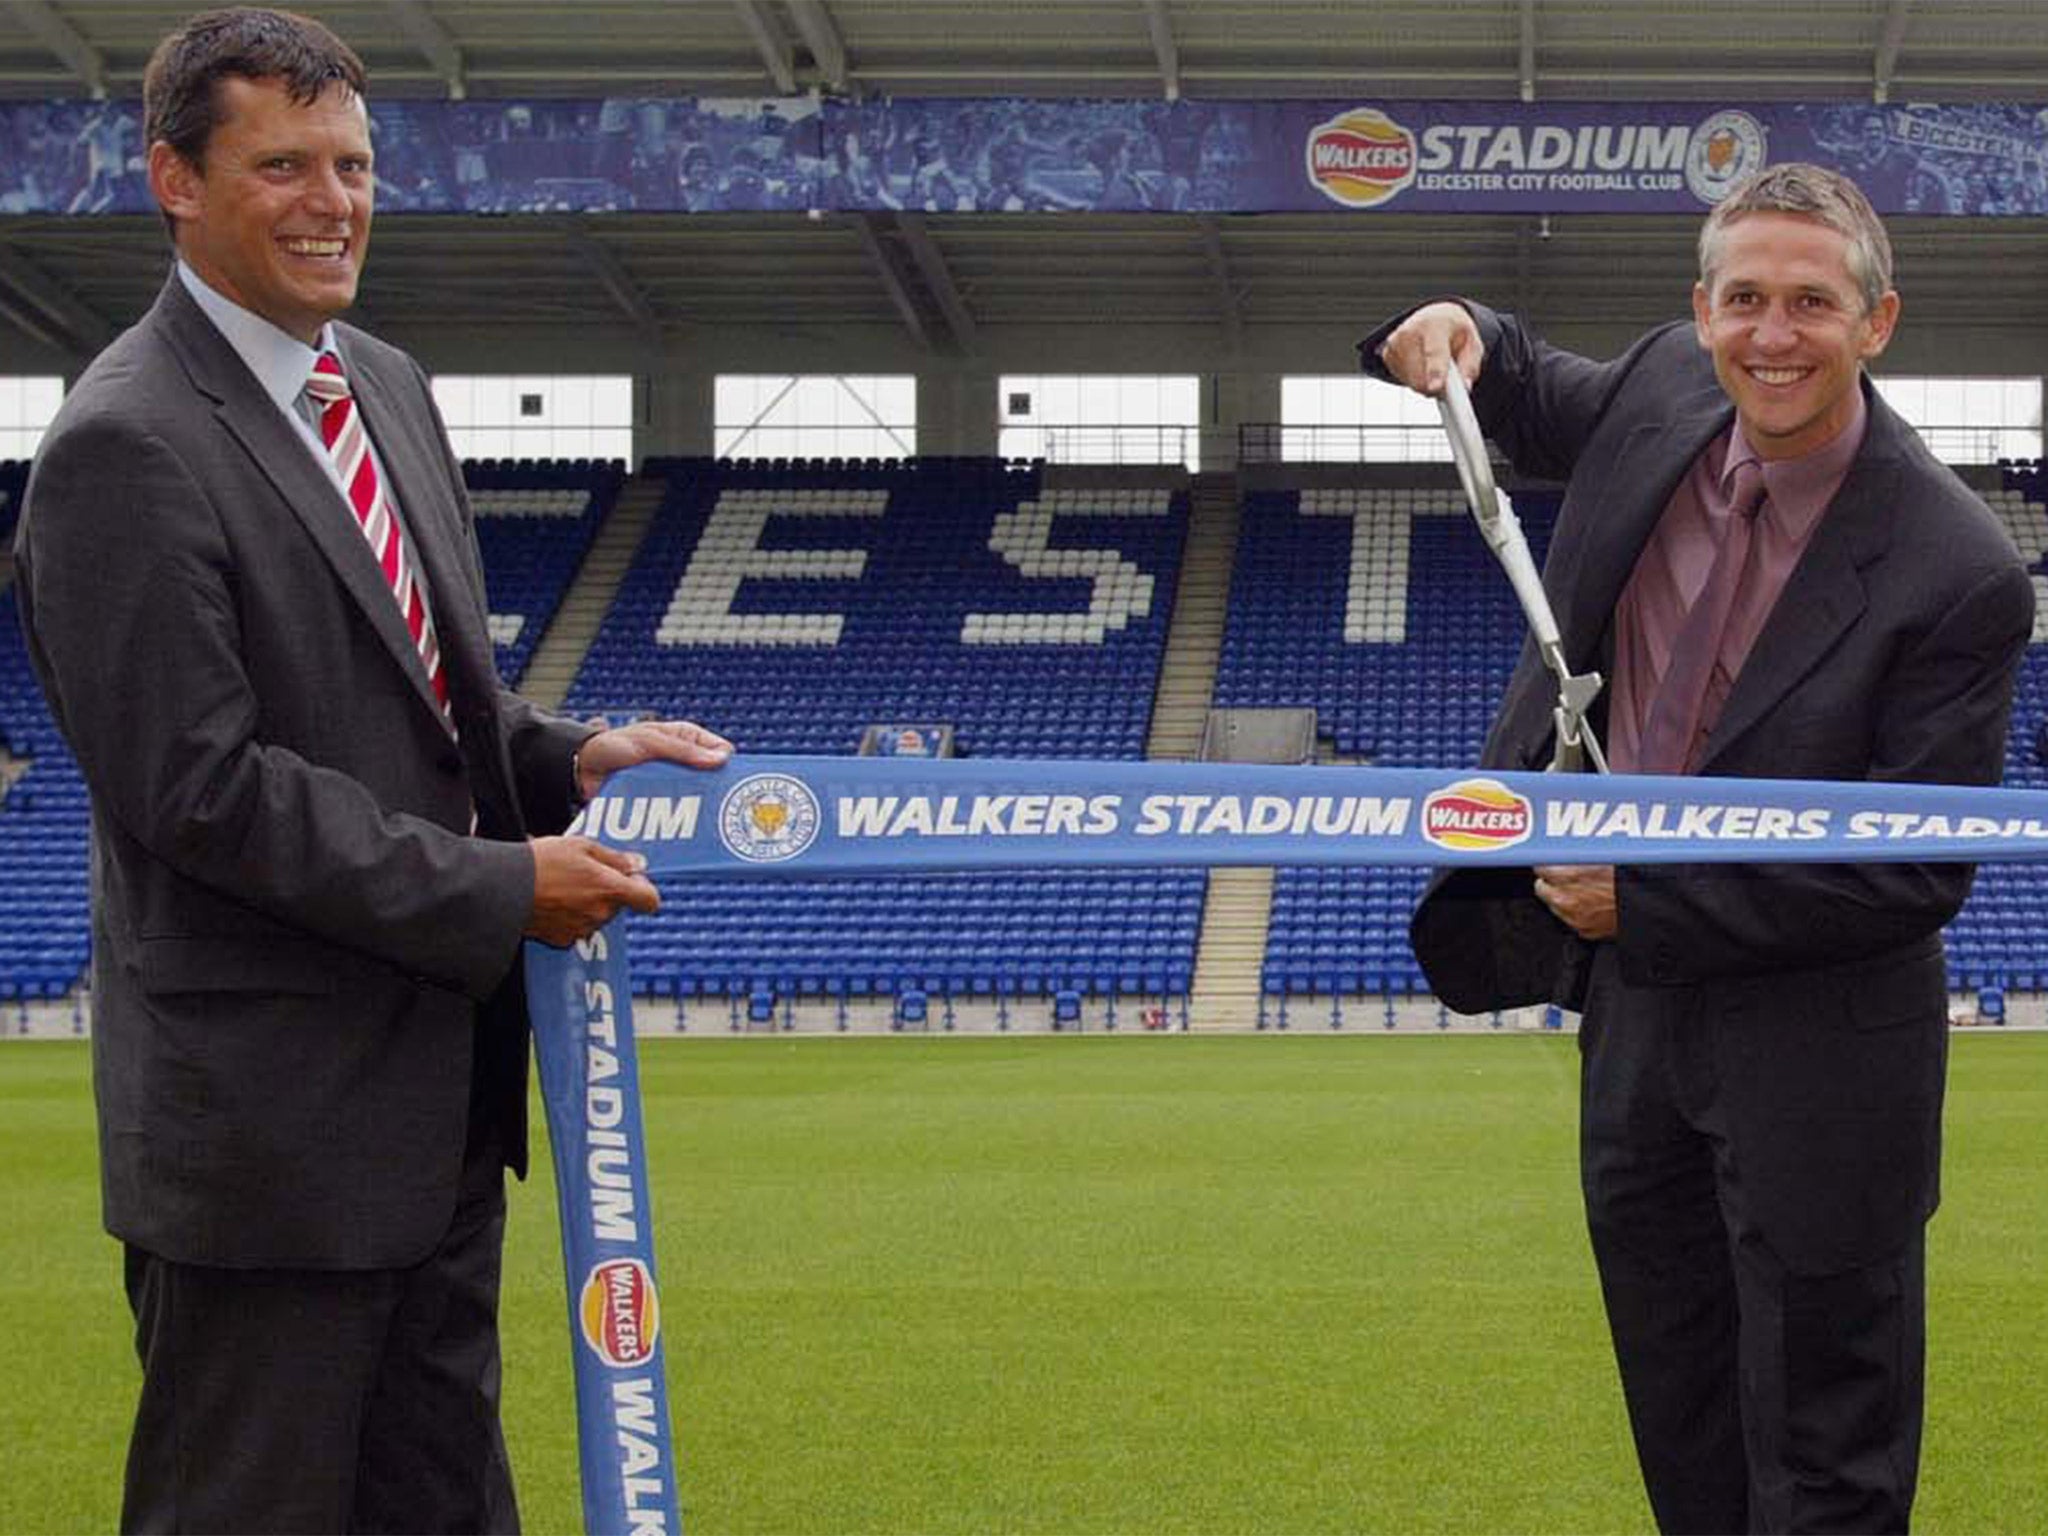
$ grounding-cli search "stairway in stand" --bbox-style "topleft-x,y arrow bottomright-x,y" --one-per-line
1147,471 -> 1270,1029
516,475 -> 663,711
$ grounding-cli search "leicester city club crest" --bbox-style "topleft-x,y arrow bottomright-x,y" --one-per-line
718,772 -> 822,863
1685,109 -> 1767,204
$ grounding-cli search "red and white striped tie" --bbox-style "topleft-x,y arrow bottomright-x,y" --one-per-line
305,351 -> 451,720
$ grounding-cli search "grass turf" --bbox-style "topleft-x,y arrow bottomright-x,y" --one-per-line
3,1033 -> 2044,1533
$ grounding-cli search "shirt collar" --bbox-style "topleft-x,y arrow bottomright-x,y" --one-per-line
1722,385 -> 1869,539
177,261 -> 339,417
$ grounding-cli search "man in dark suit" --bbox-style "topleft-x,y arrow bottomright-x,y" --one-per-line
12,9 -> 730,1531
1362,165 -> 2031,1533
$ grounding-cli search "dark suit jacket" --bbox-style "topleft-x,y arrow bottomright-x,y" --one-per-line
1360,303 -> 2033,1270
14,275 -> 591,1271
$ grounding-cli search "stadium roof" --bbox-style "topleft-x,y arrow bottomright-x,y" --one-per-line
1,2 -> 2044,361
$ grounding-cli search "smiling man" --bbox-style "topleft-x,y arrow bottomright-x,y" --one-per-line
13,9 -> 732,1532
1362,165 -> 2031,1533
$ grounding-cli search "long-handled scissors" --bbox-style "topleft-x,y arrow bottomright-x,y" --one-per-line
1438,367 -> 1609,774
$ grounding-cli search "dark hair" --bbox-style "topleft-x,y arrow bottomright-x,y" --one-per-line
144,7 -> 366,167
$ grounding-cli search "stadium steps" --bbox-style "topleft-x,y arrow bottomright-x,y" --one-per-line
1189,865 -> 1272,1030
1145,470 -> 1238,762
516,474 -> 664,712
1157,473 -> 1275,1029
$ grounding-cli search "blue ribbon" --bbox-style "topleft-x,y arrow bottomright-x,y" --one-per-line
524,753 -> 2048,1533
567,756 -> 2048,874
526,927 -> 681,1536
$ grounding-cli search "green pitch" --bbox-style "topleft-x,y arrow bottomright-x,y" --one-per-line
4,1033 -> 2045,1533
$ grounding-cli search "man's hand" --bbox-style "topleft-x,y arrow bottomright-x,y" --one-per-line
1533,864 -> 1618,941
577,718 -> 733,803
1376,301 -> 1485,397
525,836 -> 661,947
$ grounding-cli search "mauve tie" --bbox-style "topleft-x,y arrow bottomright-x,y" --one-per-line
1635,457 -> 1768,774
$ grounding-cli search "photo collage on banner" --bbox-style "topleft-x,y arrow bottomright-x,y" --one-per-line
3,97 -> 2045,217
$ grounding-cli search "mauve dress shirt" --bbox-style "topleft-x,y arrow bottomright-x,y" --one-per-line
1608,388 -> 1869,774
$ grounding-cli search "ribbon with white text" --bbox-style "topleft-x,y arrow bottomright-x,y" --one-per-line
526,752 -> 2048,1533
527,928 -> 679,1536
565,756 -> 2048,873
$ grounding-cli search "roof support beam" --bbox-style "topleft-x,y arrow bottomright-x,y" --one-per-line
894,214 -> 976,354
1143,0 -> 1182,102
0,244 -> 113,358
1517,0 -> 1537,102
6,0 -> 107,98
1873,0 -> 1912,103
849,215 -> 932,352
556,219 -> 663,336
385,0 -> 467,99
0,285 -> 73,356
733,1 -> 797,94
1195,215 -> 1242,353
786,0 -> 848,92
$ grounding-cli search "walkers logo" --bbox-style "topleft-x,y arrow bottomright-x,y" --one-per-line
580,1258 -> 661,1368
1306,108 -> 1418,207
1422,778 -> 1533,852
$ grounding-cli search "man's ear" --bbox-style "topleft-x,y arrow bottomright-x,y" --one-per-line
1860,289 -> 1902,361
147,140 -> 203,225
1691,281 -> 1713,349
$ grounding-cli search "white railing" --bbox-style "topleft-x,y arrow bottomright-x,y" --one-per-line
1909,426 -> 2042,464
1024,423 -> 1199,469
1238,423 -> 1463,465
1241,422 -> 2040,468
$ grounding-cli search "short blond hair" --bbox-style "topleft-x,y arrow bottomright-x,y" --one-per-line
1698,162 -> 1894,313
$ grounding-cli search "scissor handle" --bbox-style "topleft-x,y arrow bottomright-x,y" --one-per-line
1437,366 -> 1498,525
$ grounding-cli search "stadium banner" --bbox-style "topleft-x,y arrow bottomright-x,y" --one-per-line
4,95 -> 2043,217
526,930 -> 681,1536
569,755 -> 2048,873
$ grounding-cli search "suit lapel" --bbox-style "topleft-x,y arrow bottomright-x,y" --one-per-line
1554,384 -> 1732,670
158,281 -> 448,723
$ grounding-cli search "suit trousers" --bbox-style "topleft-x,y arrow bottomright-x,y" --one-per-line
1578,949 -> 1927,1536
119,1106 -> 519,1535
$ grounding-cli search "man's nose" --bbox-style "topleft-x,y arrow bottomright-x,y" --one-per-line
302,162 -> 351,214
1751,301 -> 1799,349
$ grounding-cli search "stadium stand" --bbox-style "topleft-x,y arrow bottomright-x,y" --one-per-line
568,457 -> 1203,1020
2,458 -> 2045,1025
0,587 -> 90,1007
464,457 -> 622,685
1945,468 -> 2048,1001
1214,484 -> 1558,1012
